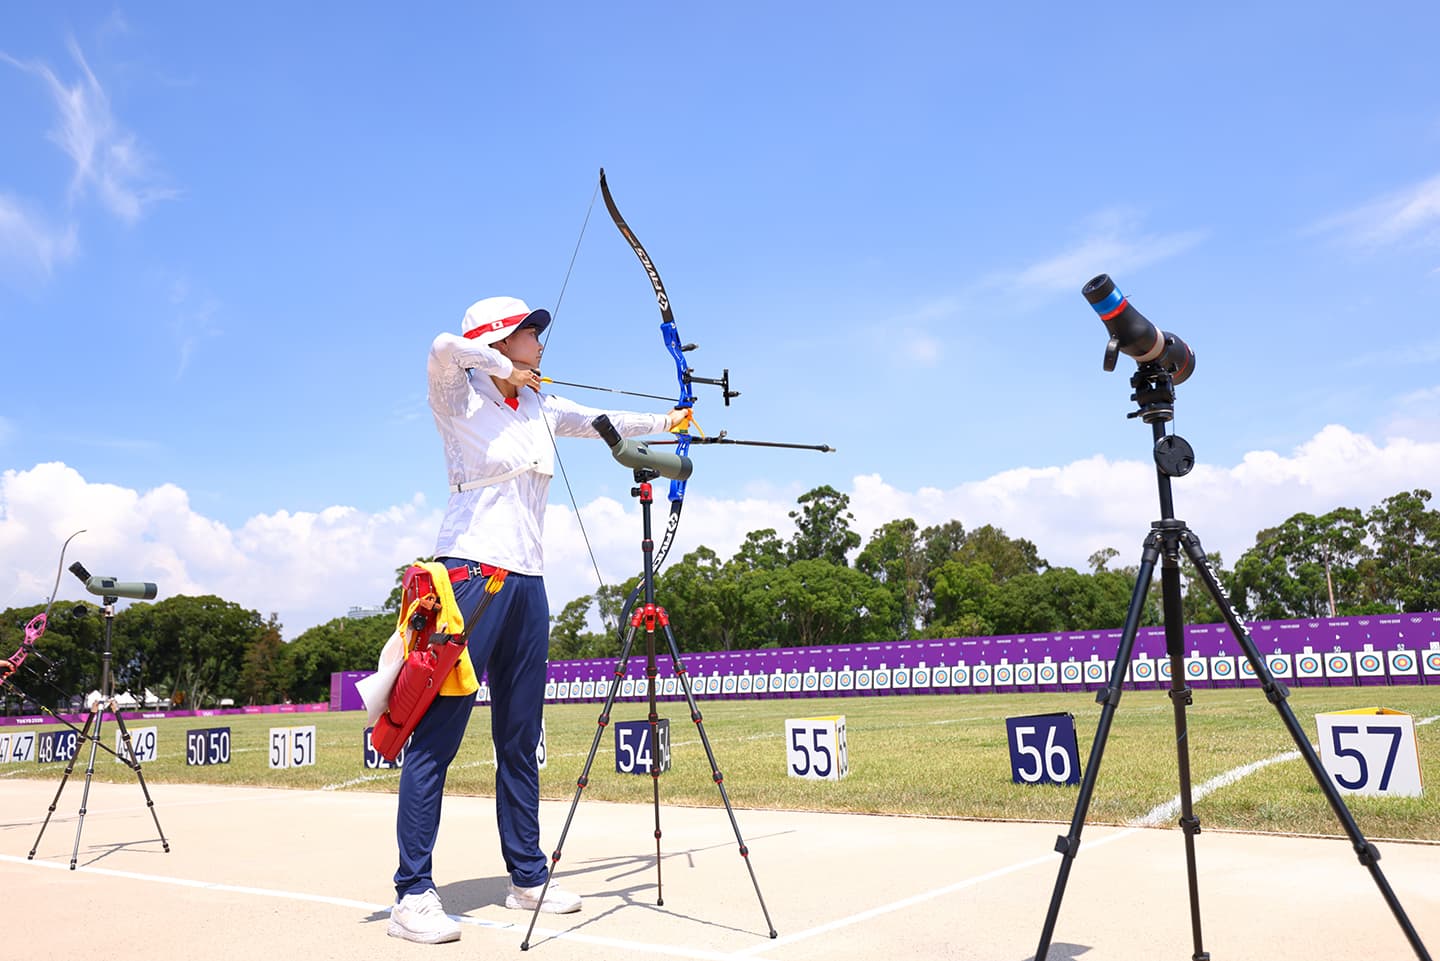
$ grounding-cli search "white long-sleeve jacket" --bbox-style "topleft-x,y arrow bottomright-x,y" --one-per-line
427,332 -> 670,574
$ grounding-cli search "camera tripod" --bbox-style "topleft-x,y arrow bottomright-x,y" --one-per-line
1031,365 -> 1431,960
28,595 -> 170,870
520,467 -> 776,949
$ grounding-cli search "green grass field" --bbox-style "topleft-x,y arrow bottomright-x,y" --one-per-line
4,687 -> 1438,841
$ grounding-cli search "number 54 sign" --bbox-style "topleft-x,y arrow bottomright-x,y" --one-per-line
1316,708 -> 1423,797
1005,712 -> 1082,786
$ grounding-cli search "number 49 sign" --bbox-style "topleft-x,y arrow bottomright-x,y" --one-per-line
1005,712 -> 1082,786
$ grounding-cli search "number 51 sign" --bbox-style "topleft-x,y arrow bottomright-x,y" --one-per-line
1005,712 -> 1082,786
1316,708 -> 1423,797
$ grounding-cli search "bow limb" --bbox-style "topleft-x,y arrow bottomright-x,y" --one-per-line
599,168 -> 691,575
3,529 -> 85,682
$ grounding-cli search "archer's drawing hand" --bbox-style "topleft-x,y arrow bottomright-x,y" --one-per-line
506,366 -> 542,393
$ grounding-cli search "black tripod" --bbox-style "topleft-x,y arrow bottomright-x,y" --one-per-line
28,595 -> 170,869
521,468 -> 777,949
1033,365 -> 1432,961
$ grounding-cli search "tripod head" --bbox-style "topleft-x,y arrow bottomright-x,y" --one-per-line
1128,363 -> 1176,424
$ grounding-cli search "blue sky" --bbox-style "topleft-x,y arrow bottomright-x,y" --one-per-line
3,5 -> 1440,637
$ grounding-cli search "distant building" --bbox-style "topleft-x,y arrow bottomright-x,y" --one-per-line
346,606 -> 386,620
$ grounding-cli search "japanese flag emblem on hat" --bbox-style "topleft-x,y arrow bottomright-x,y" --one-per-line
460,296 -> 552,346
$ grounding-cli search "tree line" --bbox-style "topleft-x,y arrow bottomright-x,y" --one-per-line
4,486 -> 1435,711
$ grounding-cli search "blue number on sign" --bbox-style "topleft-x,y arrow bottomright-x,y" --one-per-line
789,726 -> 833,777
1365,724 -> 1403,791
1329,725 -> 1368,789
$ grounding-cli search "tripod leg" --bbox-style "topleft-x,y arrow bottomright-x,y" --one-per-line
29,709 -> 97,860
644,614 -> 664,907
1158,547 -> 1208,961
520,622 -> 644,950
111,710 -> 170,853
661,618 -> 777,939
1179,531 -> 1433,961
70,708 -> 107,870
1035,530 -> 1161,961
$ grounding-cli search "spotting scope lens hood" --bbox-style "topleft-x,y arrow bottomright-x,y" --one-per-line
1083,274 -> 1195,385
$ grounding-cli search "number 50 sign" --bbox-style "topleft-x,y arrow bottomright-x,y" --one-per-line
1316,708 -> 1423,797
1005,712 -> 1082,786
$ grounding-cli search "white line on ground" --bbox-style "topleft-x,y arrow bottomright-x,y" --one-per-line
0,852 -> 762,961
728,828 -> 1141,958
1129,713 -> 1440,828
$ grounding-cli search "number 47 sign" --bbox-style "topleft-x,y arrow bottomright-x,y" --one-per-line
1006,712 -> 1082,786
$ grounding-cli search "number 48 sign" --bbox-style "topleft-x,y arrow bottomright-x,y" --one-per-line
1006,712 -> 1082,786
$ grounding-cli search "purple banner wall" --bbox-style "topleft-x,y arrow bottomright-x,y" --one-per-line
328,612 -> 1440,711
0,702 -> 329,728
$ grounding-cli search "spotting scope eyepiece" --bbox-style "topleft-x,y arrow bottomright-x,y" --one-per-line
1082,274 -> 1195,385
591,415 -> 694,481
68,560 -> 158,601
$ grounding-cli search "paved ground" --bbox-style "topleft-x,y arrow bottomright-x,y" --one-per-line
1,776 -> 1437,961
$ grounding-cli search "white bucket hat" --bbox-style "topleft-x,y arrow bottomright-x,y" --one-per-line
460,296 -> 551,346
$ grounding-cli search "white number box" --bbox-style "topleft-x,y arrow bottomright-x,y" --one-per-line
1316,708 -> 1423,797
115,725 -> 158,764
785,716 -> 849,781
269,725 -> 317,769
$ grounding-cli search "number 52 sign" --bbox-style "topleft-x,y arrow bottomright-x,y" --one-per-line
1316,708 -> 1423,797
1005,712 -> 1082,786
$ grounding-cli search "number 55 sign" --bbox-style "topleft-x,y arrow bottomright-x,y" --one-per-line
1006,713 -> 1082,786
785,716 -> 849,781
1316,708 -> 1423,797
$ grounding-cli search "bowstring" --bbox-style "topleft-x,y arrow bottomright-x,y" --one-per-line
537,177 -> 615,629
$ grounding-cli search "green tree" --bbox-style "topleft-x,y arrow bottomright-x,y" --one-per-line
732,528 -> 787,572
1227,508 -> 1372,619
1365,489 -> 1440,611
982,566 -> 1139,635
926,560 -> 996,638
279,614 -> 391,702
0,601 -> 101,712
655,547 -> 740,652
239,614 -> 287,704
738,559 -> 898,647
113,595 -> 264,707
787,485 -> 861,566
1088,547 -> 1120,573
854,518 -> 925,640
953,524 -> 1047,582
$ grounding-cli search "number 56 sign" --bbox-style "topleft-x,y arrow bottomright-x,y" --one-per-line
1005,712 -> 1082,786
1316,708 -> 1423,797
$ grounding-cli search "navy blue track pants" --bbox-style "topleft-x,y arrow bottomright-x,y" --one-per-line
393,560 -> 550,898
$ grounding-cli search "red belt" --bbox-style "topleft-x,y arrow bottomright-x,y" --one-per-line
449,563 -> 500,583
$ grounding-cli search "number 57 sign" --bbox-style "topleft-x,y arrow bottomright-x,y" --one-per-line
1316,708 -> 1424,797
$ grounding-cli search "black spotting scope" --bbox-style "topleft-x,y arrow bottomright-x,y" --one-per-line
591,415 -> 694,481
68,561 -> 158,601
1082,274 -> 1195,384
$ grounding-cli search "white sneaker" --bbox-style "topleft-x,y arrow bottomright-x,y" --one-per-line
388,889 -> 461,943
505,880 -> 582,914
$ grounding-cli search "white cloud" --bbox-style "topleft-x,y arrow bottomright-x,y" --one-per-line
1003,208 -> 1208,295
4,425 -> 1438,640
0,192 -> 78,279
2,39 -> 174,225
1314,172 -> 1440,249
